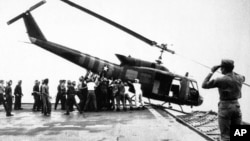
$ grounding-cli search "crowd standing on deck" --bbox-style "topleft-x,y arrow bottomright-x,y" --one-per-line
0,72 -> 145,117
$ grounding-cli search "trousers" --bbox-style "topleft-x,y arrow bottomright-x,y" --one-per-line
218,100 -> 242,141
14,96 -> 22,109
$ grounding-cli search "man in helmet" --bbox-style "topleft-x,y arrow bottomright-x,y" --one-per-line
202,59 -> 245,141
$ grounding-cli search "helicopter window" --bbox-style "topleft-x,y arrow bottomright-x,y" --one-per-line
140,73 -> 151,84
152,80 -> 160,94
171,79 -> 180,98
188,80 -> 199,92
125,69 -> 138,80
186,81 -> 199,101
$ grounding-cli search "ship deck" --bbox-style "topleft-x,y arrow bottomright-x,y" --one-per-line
0,104 -> 208,141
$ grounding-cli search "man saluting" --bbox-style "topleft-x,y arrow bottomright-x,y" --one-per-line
202,59 -> 245,141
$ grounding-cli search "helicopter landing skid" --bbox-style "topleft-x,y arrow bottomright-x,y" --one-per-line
145,102 -> 189,115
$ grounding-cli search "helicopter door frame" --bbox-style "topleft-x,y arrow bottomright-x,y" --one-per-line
179,77 -> 190,101
152,72 -> 173,96
187,80 -> 200,104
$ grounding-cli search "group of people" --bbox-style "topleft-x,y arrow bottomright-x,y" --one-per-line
0,74 -> 145,117
52,75 -> 145,115
31,78 -> 51,116
0,80 -> 23,116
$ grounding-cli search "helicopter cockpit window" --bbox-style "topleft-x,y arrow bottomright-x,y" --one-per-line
189,81 -> 199,101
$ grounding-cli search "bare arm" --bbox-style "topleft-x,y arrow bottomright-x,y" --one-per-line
202,65 -> 220,89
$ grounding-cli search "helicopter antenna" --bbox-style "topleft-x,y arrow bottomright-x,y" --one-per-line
61,0 -> 175,63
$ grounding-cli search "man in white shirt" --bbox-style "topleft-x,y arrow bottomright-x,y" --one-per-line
84,78 -> 97,111
133,79 -> 144,109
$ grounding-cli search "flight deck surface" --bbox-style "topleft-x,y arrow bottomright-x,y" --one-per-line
0,104 -> 207,141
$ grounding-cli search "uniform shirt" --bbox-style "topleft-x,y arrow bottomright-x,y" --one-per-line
61,85 -> 66,96
118,83 -> 125,94
87,82 -> 96,91
99,81 -> 108,93
67,86 -> 75,96
14,85 -> 22,96
202,72 -> 245,101
57,84 -> 66,96
57,84 -> 61,94
133,83 -> 142,94
41,84 -> 49,96
5,85 -> 12,97
33,84 -> 40,96
111,83 -> 118,94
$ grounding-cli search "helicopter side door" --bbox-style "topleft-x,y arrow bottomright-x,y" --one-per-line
152,72 -> 173,96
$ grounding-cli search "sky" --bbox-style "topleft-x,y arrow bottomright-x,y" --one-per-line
0,0 -> 250,121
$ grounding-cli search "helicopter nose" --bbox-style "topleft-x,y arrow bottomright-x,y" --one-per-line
198,95 -> 203,106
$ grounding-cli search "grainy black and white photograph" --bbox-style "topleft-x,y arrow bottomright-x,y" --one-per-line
0,0 -> 250,141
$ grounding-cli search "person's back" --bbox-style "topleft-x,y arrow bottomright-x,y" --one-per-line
87,81 -> 95,91
33,84 -> 39,93
42,84 -> 49,96
14,85 -> 21,95
133,82 -> 142,95
84,79 -> 97,111
67,85 -> 75,96
214,73 -> 244,101
5,85 -> 12,97
118,83 -> 125,95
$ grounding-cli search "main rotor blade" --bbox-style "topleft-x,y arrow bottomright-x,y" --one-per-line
61,0 -> 156,46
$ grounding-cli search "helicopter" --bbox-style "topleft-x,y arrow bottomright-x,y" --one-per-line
7,1 -> 203,110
